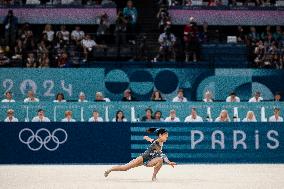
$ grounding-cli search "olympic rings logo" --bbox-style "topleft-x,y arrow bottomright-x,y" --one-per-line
19,128 -> 68,151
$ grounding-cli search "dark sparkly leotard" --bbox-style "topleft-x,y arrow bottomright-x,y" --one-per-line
141,140 -> 167,165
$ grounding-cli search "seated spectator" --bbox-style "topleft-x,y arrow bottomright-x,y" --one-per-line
269,108 -> 283,122
57,51 -> 71,68
2,91 -> 15,102
184,17 -> 199,62
81,34 -> 107,62
141,108 -> 154,122
215,110 -> 231,122
56,25 -> 70,44
78,92 -> 88,102
89,110 -> 104,122
184,107 -> 203,122
226,92 -> 240,102
151,90 -> 165,101
112,110 -> 127,122
203,91 -> 213,102
4,109 -> 18,122
24,90 -> 39,102
53,93 -> 67,103
274,92 -> 282,102
122,89 -> 137,101
25,52 -> 37,68
95,92 -> 111,102
12,39 -> 23,63
248,91 -> 263,102
157,27 -> 176,62
38,52 -> 50,68
247,26 -> 260,46
61,110 -> 76,122
42,24 -> 54,43
242,111 -> 257,122
154,111 -> 164,122
32,109 -> 50,122
164,109 -> 180,122
172,89 -> 187,102
71,26 -> 85,47
0,48 -> 10,66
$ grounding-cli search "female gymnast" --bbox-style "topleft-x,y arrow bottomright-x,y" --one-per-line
104,127 -> 176,181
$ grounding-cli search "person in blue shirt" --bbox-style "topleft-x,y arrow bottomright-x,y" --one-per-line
123,0 -> 138,44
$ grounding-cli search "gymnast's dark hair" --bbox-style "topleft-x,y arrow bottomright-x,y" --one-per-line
146,128 -> 168,136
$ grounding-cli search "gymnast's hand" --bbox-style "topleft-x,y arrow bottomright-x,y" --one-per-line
168,161 -> 177,168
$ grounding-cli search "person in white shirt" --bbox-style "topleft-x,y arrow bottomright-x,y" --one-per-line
269,108 -> 283,122
248,91 -> 263,102
32,109 -> 50,122
53,93 -> 67,103
56,25 -> 70,42
78,92 -> 88,102
71,26 -> 85,46
226,92 -> 240,102
1,91 -> 15,102
81,34 -> 107,62
164,109 -> 180,122
4,109 -> 18,122
89,110 -> 104,122
95,92 -> 110,102
24,90 -> 39,102
43,24 -> 54,42
112,110 -> 127,122
203,91 -> 213,102
215,110 -> 231,122
61,110 -> 76,122
242,111 -> 257,122
184,107 -> 203,122
172,89 -> 187,102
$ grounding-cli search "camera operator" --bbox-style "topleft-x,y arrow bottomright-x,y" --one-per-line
184,17 -> 200,62
157,27 -> 176,61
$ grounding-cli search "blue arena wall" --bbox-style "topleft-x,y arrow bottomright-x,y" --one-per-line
0,122 -> 283,164
1,68 -> 284,101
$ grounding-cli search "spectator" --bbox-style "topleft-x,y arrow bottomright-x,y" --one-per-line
248,91 -> 263,102
71,26 -> 85,47
226,92 -> 240,102
203,91 -> 213,102
53,93 -> 67,103
123,0 -> 138,44
38,53 -> 50,68
43,24 -> 55,43
12,39 -> 23,63
81,34 -> 107,62
122,89 -> 137,101
0,48 -> 10,66
78,92 -> 88,102
164,109 -> 180,122
96,13 -> 110,44
141,108 -> 154,122
3,10 -> 18,48
215,110 -> 231,122
151,90 -> 165,101
242,111 -> 257,122
114,11 -> 128,53
95,92 -> 111,102
89,110 -> 104,122
56,25 -> 70,44
1,91 -> 15,102
274,92 -> 282,102
4,109 -> 18,122
24,90 -> 39,102
184,107 -> 203,122
184,17 -> 199,62
157,27 -> 176,61
25,53 -> 37,68
61,110 -> 76,122
154,111 -> 164,122
112,110 -> 127,122
57,51 -> 71,68
157,7 -> 171,32
268,108 -> 283,122
32,109 -> 50,122
172,89 -> 187,102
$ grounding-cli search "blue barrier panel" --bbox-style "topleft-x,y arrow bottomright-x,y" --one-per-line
131,123 -> 284,163
0,122 -> 131,164
0,122 -> 283,164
